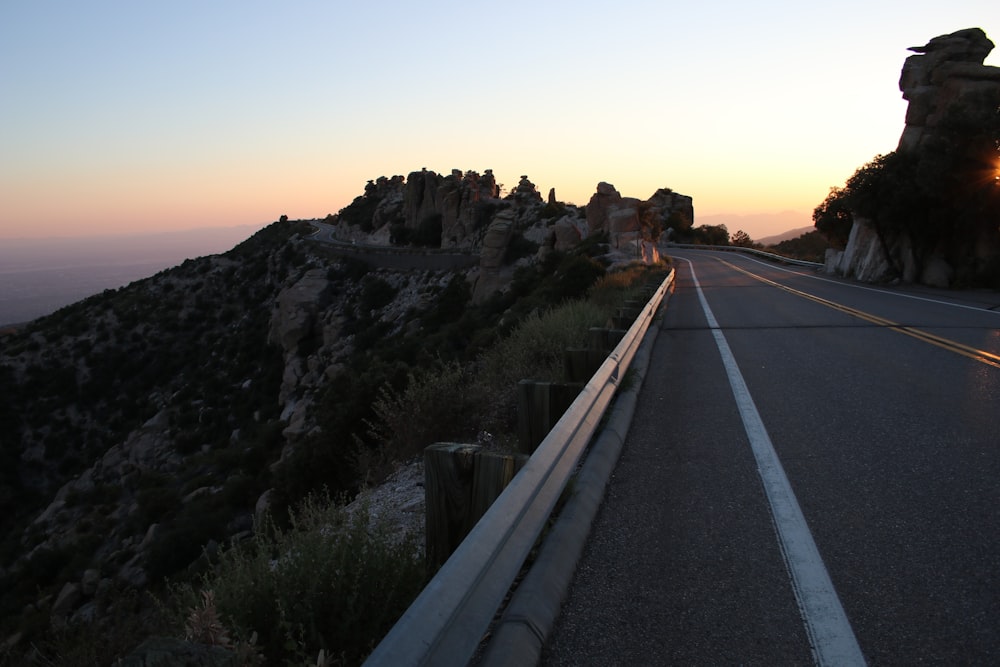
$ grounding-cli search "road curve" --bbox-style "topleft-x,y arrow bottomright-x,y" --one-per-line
306,221 -> 479,271
542,249 -> 1000,665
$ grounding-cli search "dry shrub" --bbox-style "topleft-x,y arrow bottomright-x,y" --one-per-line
364,360 -> 487,475
176,493 -> 424,666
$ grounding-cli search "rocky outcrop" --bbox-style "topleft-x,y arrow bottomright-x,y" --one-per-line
898,27 -> 1000,152
269,269 -> 331,354
400,168 -> 501,247
824,217 -> 899,283
826,28 -> 1000,287
269,269 -> 332,408
438,169 -> 501,247
585,183 -> 693,254
403,169 -> 443,231
509,175 -> 543,206
585,182 -> 623,236
646,188 -> 694,231
369,175 -> 406,230
472,209 -> 516,302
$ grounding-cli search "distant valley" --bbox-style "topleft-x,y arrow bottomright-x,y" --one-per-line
0,225 -> 265,326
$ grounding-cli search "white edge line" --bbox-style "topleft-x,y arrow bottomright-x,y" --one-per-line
678,257 -> 867,667
724,251 -> 1000,315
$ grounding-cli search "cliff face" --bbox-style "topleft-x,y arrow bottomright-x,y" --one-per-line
826,28 -> 1000,287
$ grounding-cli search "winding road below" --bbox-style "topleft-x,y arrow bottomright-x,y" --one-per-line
541,249 -> 1000,665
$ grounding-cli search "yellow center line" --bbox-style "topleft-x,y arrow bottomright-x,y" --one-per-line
717,258 -> 1000,370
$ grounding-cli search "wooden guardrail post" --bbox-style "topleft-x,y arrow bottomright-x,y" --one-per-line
589,327 -> 626,352
516,381 -> 583,455
563,347 -> 608,383
424,443 -> 526,572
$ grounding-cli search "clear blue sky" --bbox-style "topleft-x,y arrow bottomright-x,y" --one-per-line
1,1 -> 997,239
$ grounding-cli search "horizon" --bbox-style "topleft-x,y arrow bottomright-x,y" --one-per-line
2,3 -> 998,241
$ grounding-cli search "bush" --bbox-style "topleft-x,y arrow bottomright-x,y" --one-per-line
363,361 -> 487,480
359,277 -> 398,312
474,300 -> 610,433
176,493 -> 425,665
550,254 -> 606,301
504,232 -> 539,264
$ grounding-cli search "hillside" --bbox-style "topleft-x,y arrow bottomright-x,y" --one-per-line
0,172 -> 687,663
757,226 -> 814,246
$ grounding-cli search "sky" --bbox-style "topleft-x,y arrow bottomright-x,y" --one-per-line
1,1 -> 998,241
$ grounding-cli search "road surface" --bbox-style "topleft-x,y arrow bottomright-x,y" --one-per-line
542,249 -> 1000,665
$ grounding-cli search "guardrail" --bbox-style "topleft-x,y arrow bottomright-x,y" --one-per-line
665,243 -> 825,268
363,268 -> 676,666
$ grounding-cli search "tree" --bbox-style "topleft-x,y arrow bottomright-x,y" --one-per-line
730,230 -> 757,248
691,224 -> 729,246
813,187 -> 853,248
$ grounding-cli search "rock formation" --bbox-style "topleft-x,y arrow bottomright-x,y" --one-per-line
898,27 -> 1000,152
438,169 -> 500,247
397,168 -> 502,247
369,175 -> 406,231
585,182 -> 623,235
585,182 -> 693,254
402,169 -> 442,231
472,209 -> 516,302
826,27 -> 1000,286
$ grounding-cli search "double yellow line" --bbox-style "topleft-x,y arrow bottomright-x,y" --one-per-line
719,258 -> 1000,370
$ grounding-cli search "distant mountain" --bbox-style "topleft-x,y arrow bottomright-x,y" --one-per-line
757,226 -> 815,246
0,225 -> 266,326
696,211 -> 809,242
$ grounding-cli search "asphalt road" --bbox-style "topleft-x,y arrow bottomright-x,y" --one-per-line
541,250 -> 1000,665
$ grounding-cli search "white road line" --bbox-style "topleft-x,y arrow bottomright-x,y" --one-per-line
730,252 -> 1000,315
679,257 -> 867,667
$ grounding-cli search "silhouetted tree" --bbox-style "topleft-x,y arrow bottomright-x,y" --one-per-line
813,187 -> 853,248
815,89 -> 1000,283
730,229 -> 757,248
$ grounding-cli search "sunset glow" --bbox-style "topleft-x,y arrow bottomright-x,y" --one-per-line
1,2 -> 998,241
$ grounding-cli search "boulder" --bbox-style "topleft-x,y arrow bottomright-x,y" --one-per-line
479,209 -> 515,270
921,256 -> 954,288
51,582 -> 81,619
607,201 -> 642,247
829,217 -> 894,282
510,175 -> 543,205
550,219 -> 583,251
585,182 -> 623,235
81,568 -> 101,596
255,489 -> 274,524
117,553 -> 148,589
268,269 -> 331,355
473,210 -> 516,302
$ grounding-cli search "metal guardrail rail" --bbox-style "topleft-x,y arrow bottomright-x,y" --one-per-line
665,243 -> 825,268
363,268 -> 676,666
